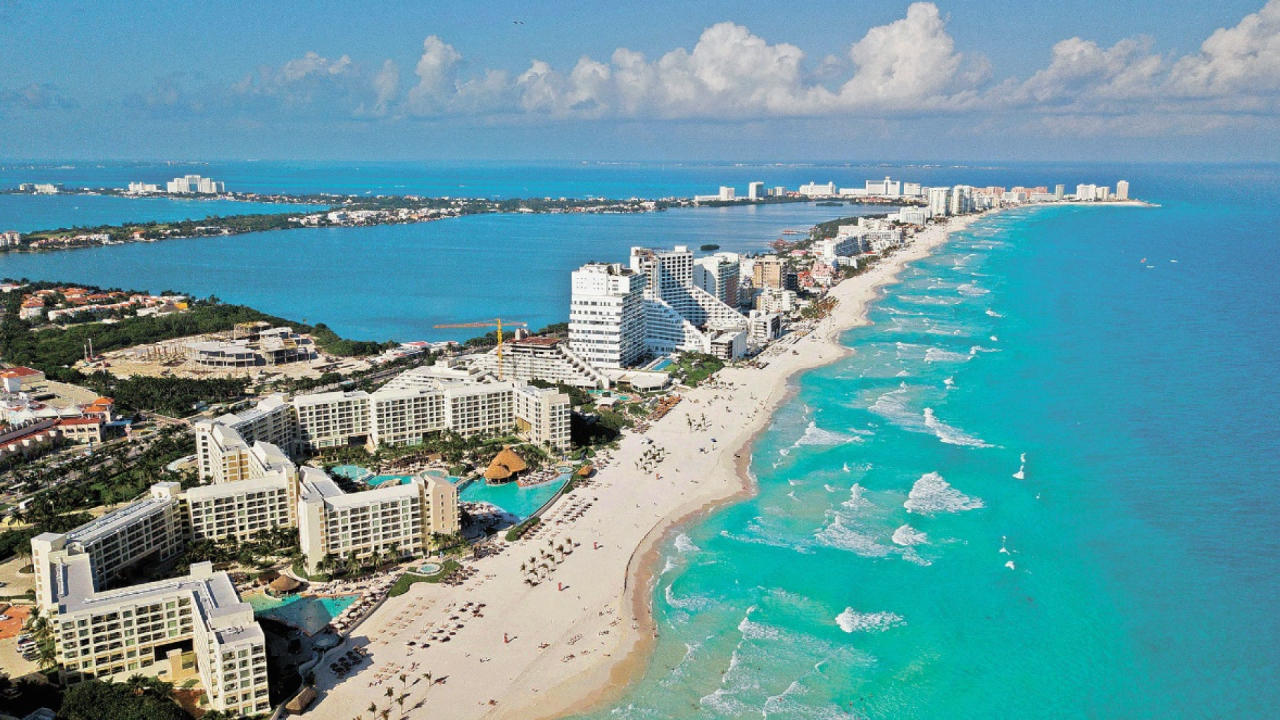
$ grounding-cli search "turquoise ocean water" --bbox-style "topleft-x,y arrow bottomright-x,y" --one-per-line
576,173 -> 1280,719
0,162 -> 1275,716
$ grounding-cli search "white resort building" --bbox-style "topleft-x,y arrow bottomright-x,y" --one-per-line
568,262 -> 647,369
35,553 -> 269,717
297,467 -> 459,575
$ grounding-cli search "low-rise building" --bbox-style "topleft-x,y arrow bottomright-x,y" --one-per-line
468,336 -> 610,389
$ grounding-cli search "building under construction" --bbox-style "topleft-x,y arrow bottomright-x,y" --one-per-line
186,325 -> 316,368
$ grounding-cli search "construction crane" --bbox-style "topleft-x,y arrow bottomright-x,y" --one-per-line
432,318 -> 528,380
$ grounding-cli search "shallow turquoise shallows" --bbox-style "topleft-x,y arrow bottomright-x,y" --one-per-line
575,171 -> 1280,719
249,594 -> 359,636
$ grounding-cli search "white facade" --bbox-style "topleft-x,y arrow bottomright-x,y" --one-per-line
469,336 -> 611,389
693,253 -> 741,308
1116,180 -> 1129,200
631,246 -> 748,359
928,187 -> 951,217
950,186 -> 974,215
297,468 -> 459,574
568,263 -> 646,369
166,175 -> 225,194
38,554 -> 269,716
747,181 -> 764,200
718,186 -> 736,201
798,181 -> 837,197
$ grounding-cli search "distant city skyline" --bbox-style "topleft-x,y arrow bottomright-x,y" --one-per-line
2,0 -> 1279,161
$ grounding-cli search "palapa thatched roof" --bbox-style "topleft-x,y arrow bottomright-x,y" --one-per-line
286,686 -> 317,713
269,575 -> 302,594
485,446 -> 528,482
577,464 -> 593,477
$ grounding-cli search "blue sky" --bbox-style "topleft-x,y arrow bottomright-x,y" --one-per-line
2,0 -> 1278,161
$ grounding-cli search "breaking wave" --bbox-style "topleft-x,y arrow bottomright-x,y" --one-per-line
794,421 -> 862,447
904,472 -> 984,515
836,608 -> 905,633
957,283 -> 990,297
923,408 -> 992,447
925,347 -> 972,363
891,524 -> 928,546
674,533 -> 699,554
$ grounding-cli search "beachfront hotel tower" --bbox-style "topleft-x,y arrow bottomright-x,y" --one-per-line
629,245 -> 748,358
694,253 -> 741,308
568,262 -> 647,369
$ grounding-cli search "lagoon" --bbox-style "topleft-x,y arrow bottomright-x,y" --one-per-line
0,202 -> 875,342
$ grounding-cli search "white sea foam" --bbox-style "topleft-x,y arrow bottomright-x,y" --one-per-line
899,294 -> 962,306
943,376 -> 955,389
904,471 -> 985,515
814,514 -> 893,557
1005,560 -> 1016,570
836,608 -> 905,633
660,556 -> 677,576
923,408 -> 992,447
985,308 -> 1004,317
957,283 -> 990,297
674,533 -> 699,554
990,335 -> 999,342
891,524 -> 928,546
824,484 -> 839,493
842,483 -> 873,511
868,386 -> 918,428
1013,452 -> 1027,479
721,519 -> 816,555
925,347 -> 972,363
664,584 -> 713,611
737,614 -> 780,641
794,421 -> 860,447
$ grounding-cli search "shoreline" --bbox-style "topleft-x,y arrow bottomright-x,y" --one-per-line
502,212 -> 989,720
303,210 -> 986,720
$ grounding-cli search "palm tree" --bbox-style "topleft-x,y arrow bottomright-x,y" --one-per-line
368,702 -> 378,716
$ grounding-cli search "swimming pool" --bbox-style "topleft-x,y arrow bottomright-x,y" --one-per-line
248,593 -> 359,635
367,475 -> 414,487
459,471 -> 571,520
330,465 -> 371,481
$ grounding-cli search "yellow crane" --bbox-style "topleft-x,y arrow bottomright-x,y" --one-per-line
432,318 -> 528,380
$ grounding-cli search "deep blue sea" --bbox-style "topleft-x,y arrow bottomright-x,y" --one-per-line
0,161 -> 1275,717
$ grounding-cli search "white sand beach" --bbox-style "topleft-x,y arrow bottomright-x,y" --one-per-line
306,213 -> 983,720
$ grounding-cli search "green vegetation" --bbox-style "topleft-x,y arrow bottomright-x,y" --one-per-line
387,558 -> 460,597
59,676 -> 190,720
81,372 -> 248,417
0,427 -> 195,559
0,284 -> 392,372
171,526 -> 301,574
670,352 -> 725,386
22,211 -> 304,245
809,213 -> 889,243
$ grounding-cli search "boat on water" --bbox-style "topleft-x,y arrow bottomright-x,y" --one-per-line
816,201 -> 844,206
